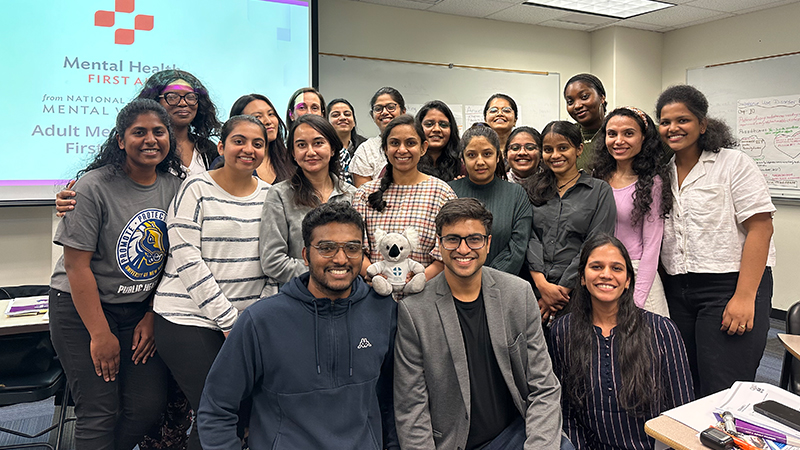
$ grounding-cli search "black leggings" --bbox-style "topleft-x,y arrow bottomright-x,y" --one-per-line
49,289 -> 168,450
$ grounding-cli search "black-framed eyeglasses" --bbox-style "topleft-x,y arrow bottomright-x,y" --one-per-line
372,103 -> 398,114
487,106 -> 514,115
439,234 -> 488,251
159,92 -> 199,106
508,143 -> 539,152
422,120 -> 451,129
310,241 -> 365,259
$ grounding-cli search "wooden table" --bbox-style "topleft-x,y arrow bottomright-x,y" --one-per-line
645,415 -> 706,450
779,333 -> 800,360
0,299 -> 49,336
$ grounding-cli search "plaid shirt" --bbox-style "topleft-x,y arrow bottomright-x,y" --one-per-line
354,176 -> 457,267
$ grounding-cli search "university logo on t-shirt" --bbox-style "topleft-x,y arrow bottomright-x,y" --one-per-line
116,208 -> 169,281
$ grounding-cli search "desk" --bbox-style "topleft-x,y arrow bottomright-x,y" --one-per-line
645,415 -> 705,450
779,333 -> 800,360
0,299 -> 49,336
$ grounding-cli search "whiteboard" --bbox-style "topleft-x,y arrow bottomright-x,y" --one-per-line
319,54 -> 561,138
687,53 -> 800,199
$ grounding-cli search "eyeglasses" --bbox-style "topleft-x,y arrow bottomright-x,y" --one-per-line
439,234 -> 488,251
422,120 -> 451,130
295,102 -> 321,113
487,106 -> 514,115
159,92 -> 199,106
310,241 -> 365,259
508,143 -> 539,152
372,103 -> 398,114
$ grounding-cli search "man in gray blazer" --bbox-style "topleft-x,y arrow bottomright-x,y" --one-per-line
394,198 -> 567,450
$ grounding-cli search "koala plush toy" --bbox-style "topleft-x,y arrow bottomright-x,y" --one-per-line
367,227 -> 427,297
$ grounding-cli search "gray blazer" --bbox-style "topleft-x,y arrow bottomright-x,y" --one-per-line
394,267 -> 562,450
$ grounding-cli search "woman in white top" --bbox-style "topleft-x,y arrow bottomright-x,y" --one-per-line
656,85 -> 776,397
153,115 -> 271,449
350,87 -> 407,186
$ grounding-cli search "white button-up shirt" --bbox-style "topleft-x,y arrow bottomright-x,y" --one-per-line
661,148 -> 776,275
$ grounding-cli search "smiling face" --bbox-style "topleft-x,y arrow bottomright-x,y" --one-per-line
217,121 -> 266,175
506,132 -> 540,178
242,99 -> 279,143
303,222 -> 363,300
658,102 -> 706,157
328,102 -> 355,135
605,115 -> 644,165
581,243 -> 630,306
485,98 -> 516,136
385,123 -> 427,175
372,94 -> 404,132
421,108 -> 452,151
440,218 -> 490,283
565,81 -> 605,131
293,92 -> 323,118
463,136 -> 499,185
118,111 -> 170,177
158,79 -> 198,129
542,132 -> 582,178
292,123 -> 332,176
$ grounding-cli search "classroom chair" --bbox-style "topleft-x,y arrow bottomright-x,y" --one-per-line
0,285 -> 73,450
780,300 -> 800,395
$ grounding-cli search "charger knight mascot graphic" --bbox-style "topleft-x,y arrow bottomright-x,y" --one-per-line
117,208 -> 169,281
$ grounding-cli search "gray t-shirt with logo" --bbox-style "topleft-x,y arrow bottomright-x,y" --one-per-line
51,165 -> 181,304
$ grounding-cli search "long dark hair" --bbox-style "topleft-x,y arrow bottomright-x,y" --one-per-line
287,114 -> 343,208
327,98 -> 367,152
416,100 -> 462,182
459,123 -> 506,181
655,85 -> 736,153
564,234 -> 657,416
367,115 -> 425,212
524,121 -> 582,206
230,93 -> 293,182
78,99 -> 183,180
592,108 -> 673,225
137,69 -> 221,168
286,87 -> 326,131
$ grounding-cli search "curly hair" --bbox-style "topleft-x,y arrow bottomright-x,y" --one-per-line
137,69 -> 221,167
415,100 -> 462,182
592,108 -> 674,224
286,114 -> 343,208
367,115 -> 425,212
78,99 -> 183,180
230,93 -> 293,182
655,85 -> 736,153
524,121 -> 582,206
562,234 -> 659,417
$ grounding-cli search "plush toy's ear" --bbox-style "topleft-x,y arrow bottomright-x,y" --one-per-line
403,227 -> 420,252
375,228 -> 387,244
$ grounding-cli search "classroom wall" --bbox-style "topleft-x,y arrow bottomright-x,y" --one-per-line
661,2 -> 800,311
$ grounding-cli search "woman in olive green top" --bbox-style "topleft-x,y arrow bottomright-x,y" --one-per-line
563,73 -> 607,170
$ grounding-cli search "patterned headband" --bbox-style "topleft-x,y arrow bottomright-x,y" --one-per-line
621,106 -> 648,129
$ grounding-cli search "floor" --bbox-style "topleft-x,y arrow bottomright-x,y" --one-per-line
0,318 -> 790,449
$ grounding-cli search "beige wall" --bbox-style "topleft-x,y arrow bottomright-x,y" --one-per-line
317,0 -> 592,119
661,2 -> 800,311
0,207 -> 57,287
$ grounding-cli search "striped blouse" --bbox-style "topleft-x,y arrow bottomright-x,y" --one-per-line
154,172 -> 276,332
551,311 -> 694,450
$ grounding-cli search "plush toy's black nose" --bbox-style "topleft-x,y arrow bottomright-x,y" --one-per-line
389,244 -> 400,258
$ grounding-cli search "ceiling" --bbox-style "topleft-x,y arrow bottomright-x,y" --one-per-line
347,0 -> 800,32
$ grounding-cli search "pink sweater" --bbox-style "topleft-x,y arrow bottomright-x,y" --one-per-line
613,176 -> 663,308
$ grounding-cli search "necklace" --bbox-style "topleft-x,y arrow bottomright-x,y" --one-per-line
557,172 -> 581,190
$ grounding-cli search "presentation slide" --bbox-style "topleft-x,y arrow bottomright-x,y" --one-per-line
1,0 -> 312,204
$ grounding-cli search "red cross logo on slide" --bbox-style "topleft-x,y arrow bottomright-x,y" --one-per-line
94,0 -> 154,45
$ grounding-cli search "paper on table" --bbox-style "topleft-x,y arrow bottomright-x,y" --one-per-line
716,382 -> 800,440
663,389 -> 729,431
